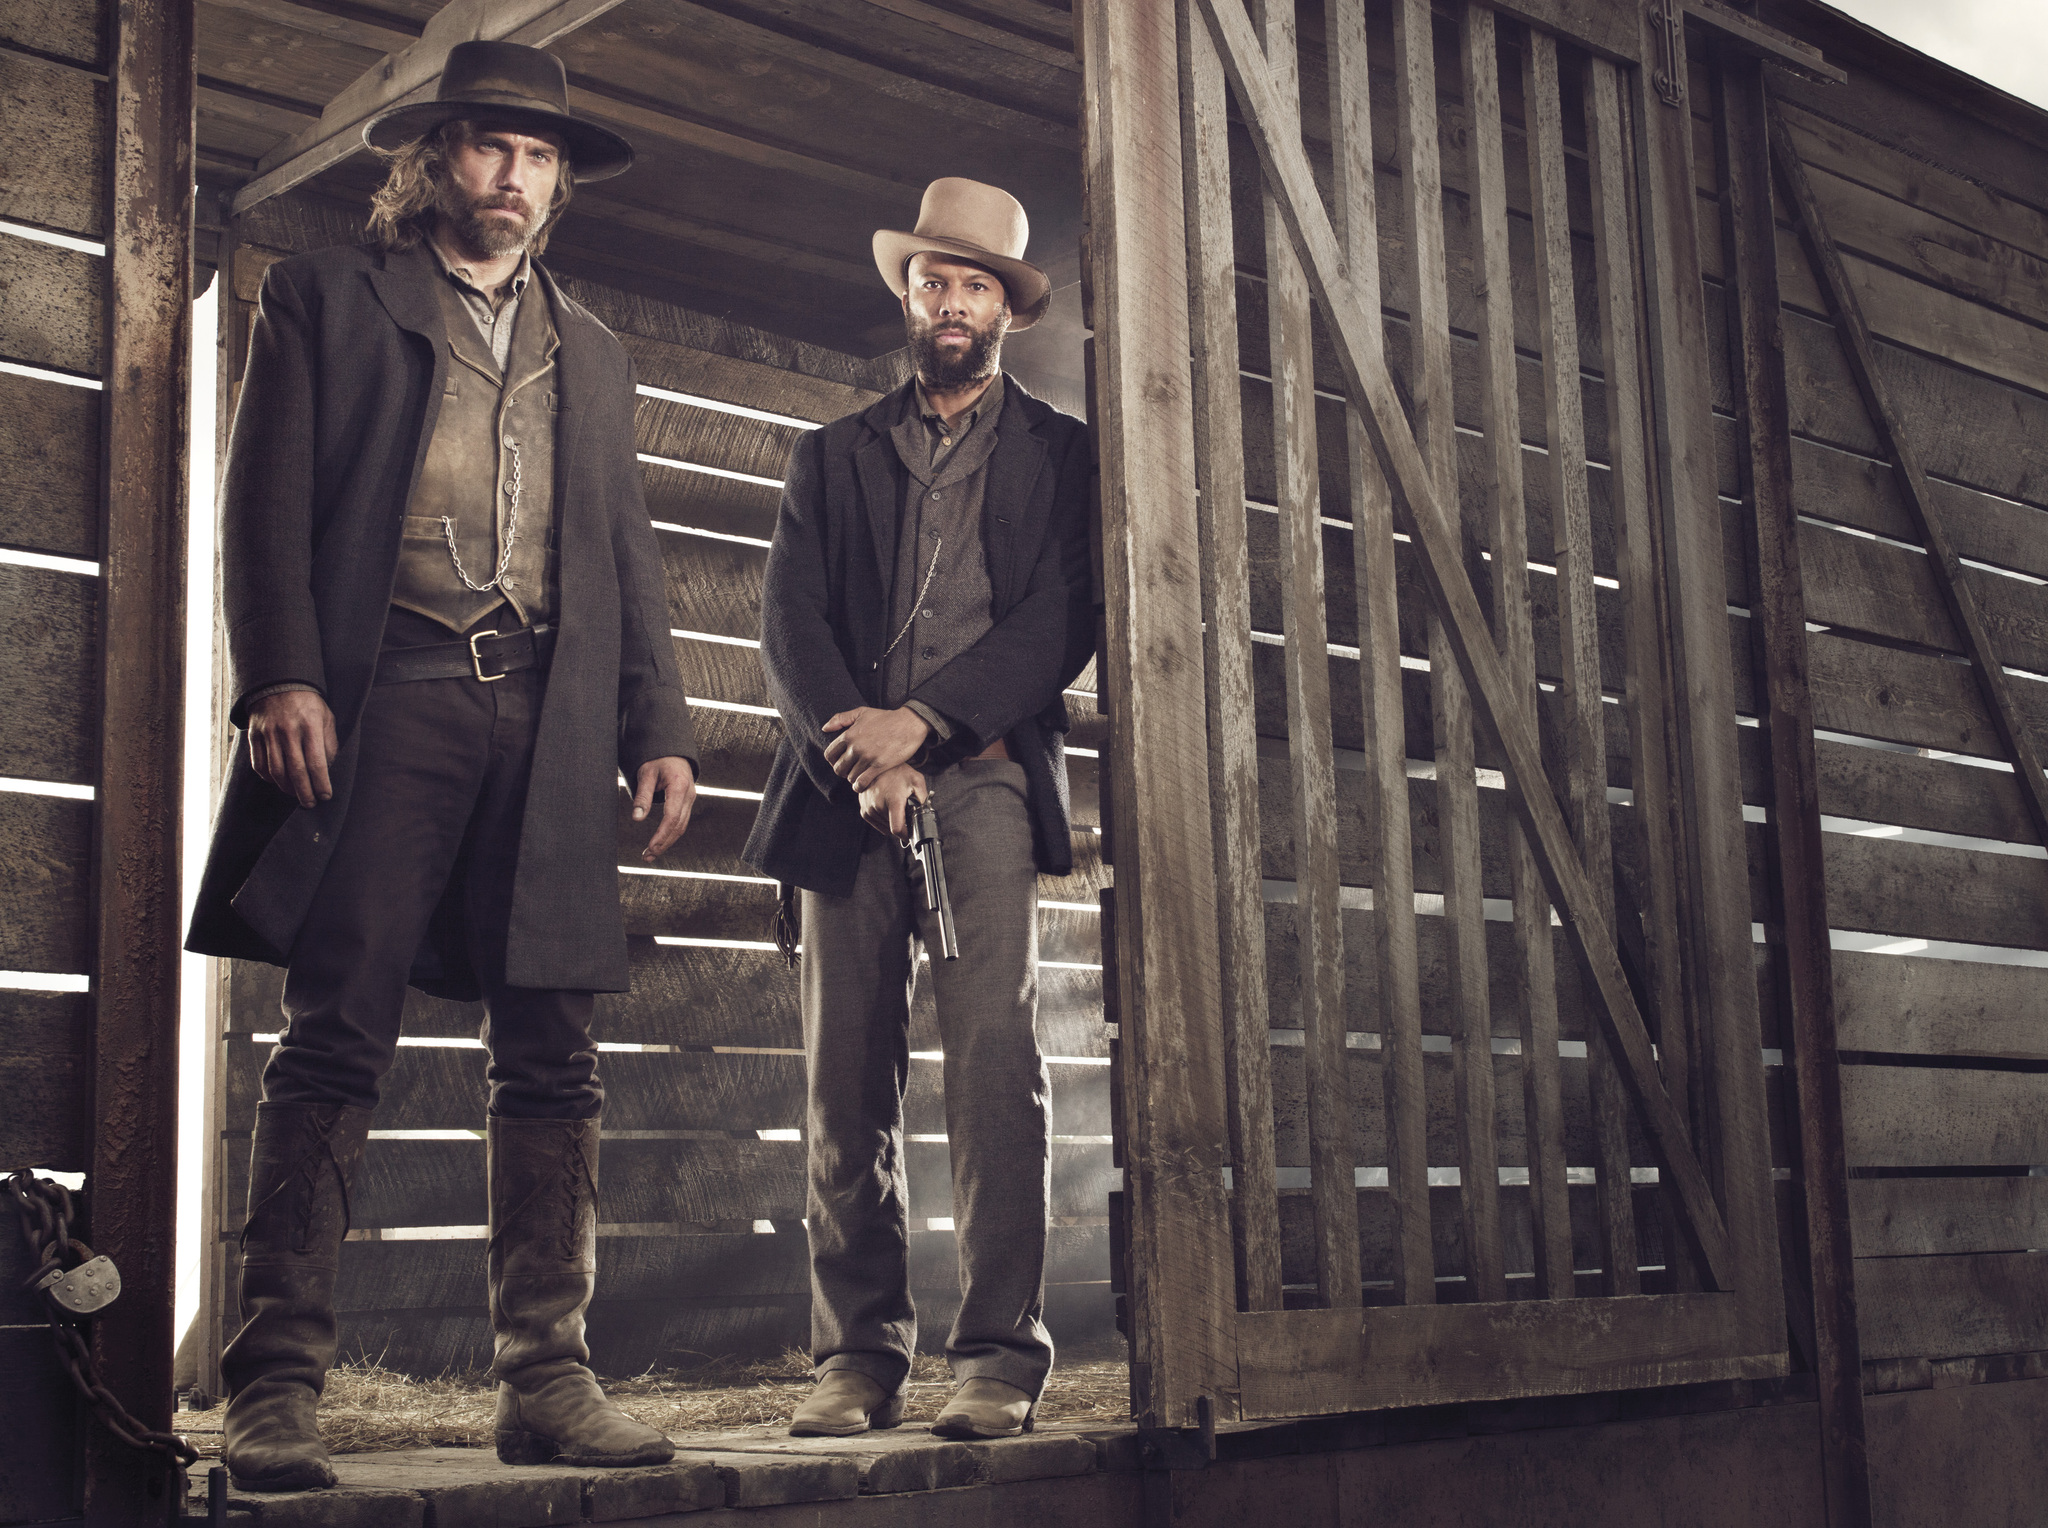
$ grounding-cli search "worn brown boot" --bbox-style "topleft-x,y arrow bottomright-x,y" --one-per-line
221,1102 -> 370,1492
488,1116 -> 674,1467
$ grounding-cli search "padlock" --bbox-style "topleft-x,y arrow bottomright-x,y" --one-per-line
35,1254 -> 121,1315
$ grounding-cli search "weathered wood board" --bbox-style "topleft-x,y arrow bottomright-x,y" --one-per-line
0,562 -> 97,784
1840,1066 -> 2048,1168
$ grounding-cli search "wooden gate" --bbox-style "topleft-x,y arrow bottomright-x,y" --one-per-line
1083,0 -> 1809,1427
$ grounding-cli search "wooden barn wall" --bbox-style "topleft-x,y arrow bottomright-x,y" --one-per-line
199,188 -> 1115,1383
0,0 -> 108,1516
1696,14 -> 2048,1403
1184,1 -> 1784,1314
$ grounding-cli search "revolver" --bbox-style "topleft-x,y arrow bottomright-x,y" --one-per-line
905,793 -> 959,961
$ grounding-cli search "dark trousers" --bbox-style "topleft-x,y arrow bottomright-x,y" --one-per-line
258,609 -> 601,1120
799,760 -> 1053,1399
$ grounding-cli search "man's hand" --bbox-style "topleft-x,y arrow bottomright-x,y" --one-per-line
859,763 -> 928,840
633,756 -> 697,861
248,690 -> 340,809
822,706 -> 932,792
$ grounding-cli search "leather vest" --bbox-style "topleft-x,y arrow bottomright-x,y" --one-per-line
391,273 -> 560,633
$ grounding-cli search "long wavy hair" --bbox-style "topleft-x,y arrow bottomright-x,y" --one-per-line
366,118 -> 576,256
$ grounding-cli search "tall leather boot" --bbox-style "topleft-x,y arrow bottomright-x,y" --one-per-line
488,1116 -> 674,1466
221,1102 -> 371,1492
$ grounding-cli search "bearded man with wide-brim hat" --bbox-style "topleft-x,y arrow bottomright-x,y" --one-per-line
745,177 -> 1094,1440
188,40 -> 697,1488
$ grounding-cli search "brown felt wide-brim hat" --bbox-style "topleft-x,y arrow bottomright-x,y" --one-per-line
364,40 -> 634,182
873,178 -> 1052,330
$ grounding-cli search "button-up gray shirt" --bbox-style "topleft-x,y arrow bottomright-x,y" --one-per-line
429,239 -> 532,372
881,375 -> 1006,744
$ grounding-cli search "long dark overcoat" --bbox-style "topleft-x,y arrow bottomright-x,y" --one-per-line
185,241 -> 696,998
743,376 -> 1094,896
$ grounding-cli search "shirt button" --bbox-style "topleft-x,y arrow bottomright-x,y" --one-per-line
922,608 -> 934,618
941,436 -> 953,447
921,646 -> 936,659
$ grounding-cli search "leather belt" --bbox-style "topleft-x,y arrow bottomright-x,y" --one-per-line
375,625 -> 556,686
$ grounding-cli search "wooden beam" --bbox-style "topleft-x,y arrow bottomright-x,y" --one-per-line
1079,0 -> 1238,1429
1684,0 -> 1846,85
90,0 -> 193,1515
1179,0 -> 1282,1313
1196,0 -> 1734,1294
1769,98 -> 2048,851
562,81 -> 919,204
230,0 -> 634,216
1719,53 -> 1871,1528
856,0 -> 1077,70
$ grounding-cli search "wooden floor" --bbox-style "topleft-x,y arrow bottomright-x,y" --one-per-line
175,1371 -> 2048,1527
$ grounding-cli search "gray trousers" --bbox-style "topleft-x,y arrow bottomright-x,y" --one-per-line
800,759 -> 1053,1400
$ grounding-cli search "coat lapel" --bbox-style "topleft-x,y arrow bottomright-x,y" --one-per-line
855,385 -> 914,602
982,377 -> 1050,607
367,245 -> 451,507
537,263 -> 596,507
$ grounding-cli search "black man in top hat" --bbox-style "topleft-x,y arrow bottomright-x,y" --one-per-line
744,178 -> 1095,1440
186,41 -> 698,1489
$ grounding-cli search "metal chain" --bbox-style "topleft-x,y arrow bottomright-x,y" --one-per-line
5,1170 -> 200,1475
441,434 -> 523,592
872,533 -> 942,671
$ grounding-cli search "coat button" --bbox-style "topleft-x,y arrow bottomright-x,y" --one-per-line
932,491 -> 942,500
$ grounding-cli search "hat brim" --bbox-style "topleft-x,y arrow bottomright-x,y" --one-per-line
872,230 -> 1052,331
363,101 -> 634,182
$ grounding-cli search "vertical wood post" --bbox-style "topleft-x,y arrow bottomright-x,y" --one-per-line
88,0 -> 194,1514
1627,8 -> 1783,1342
1077,0 -> 1238,1428
1716,51 -> 1872,1528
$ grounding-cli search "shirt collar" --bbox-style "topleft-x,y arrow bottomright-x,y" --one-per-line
428,235 -> 531,303
915,372 -> 1004,431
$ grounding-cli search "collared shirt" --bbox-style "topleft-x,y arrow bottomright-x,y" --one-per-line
882,375 -> 1006,745
429,238 -> 532,372
914,373 -> 1003,473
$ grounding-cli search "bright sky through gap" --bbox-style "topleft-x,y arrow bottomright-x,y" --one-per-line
1826,0 -> 2048,112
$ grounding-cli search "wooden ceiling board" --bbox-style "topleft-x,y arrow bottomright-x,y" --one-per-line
196,0 -> 389,106
194,0 -> 1084,357
684,0 -> 1078,123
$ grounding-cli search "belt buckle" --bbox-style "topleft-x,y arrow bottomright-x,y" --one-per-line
469,628 -> 506,683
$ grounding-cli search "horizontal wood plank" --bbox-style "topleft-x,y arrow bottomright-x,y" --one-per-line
1855,1251 -> 2048,1361
1807,628 -> 2048,760
1790,436 -> 2048,587
1824,832 -> 2048,950
0,790 -> 90,971
0,0 -> 105,69
331,1224 -> 1109,1311
1832,950 -> 2048,1059
0,49 -> 105,239
1778,100 -> 2048,268
1786,308 -> 2048,513
0,367 -> 98,559
1235,1293 -> 1767,1414
226,940 -> 1108,1059
1799,518 -> 2048,679
0,233 -> 99,376
1850,1176 -> 2048,1258
0,562 -> 96,784
1841,1065 -> 2048,1167
1815,740 -> 2034,846
226,1042 -> 1112,1139
306,1136 -> 1114,1232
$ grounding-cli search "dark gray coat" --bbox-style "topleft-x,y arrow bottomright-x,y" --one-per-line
185,241 -> 696,997
743,376 -> 1094,895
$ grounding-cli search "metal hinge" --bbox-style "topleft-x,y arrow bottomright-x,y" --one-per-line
1649,0 -> 1686,107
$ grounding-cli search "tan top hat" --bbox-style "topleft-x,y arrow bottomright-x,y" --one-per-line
873,178 -> 1052,330
364,40 -> 633,182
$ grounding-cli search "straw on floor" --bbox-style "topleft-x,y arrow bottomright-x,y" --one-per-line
178,1353 -> 1133,1456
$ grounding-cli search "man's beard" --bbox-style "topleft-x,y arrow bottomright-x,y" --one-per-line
907,309 -> 1007,389
437,178 -> 544,259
